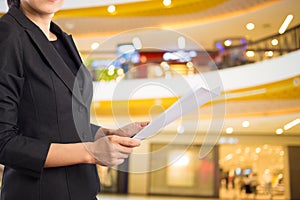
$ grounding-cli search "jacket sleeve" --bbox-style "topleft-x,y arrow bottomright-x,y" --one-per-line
0,20 -> 51,178
90,123 -> 101,139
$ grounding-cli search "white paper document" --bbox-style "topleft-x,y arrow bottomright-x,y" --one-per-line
133,87 -> 220,140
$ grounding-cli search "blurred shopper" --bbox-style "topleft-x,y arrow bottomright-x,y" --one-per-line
243,174 -> 252,195
250,173 -> 259,197
242,173 -> 259,199
0,0 -> 148,199
263,169 -> 273,198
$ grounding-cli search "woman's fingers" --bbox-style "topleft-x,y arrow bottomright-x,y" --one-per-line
138,121 -> 150,127
109,136 -> 140,155
120,137 -> 141,147
88,135 -> 141,167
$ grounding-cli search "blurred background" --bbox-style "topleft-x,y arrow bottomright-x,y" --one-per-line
1,0 -> 300,199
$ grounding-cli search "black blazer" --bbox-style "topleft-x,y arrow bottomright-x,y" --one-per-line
0,6 -> 100,200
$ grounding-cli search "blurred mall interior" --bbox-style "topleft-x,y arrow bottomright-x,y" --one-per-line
0,0 -> 300,199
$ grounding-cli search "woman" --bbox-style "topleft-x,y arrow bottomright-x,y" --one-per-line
0,0 -> 147,199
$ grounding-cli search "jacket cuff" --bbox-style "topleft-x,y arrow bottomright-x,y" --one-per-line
1,136 -> 51,178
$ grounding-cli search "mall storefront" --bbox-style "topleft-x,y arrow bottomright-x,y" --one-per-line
96,136 -> 300,200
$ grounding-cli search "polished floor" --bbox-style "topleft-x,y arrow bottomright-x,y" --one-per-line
97,194 -> 284,200
97,188 -> 285,200
97,195 -> 217,200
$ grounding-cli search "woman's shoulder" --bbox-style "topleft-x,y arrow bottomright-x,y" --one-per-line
0,13 -> 24,42
0,16 -> 18,30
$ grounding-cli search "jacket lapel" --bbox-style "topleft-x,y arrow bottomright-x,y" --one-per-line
25,29 -> 86,107
62,34 -> 83,67
9,7 -> 87,107
62,34 -> 94,104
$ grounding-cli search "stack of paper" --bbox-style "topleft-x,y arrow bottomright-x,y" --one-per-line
133,87 -> 220,140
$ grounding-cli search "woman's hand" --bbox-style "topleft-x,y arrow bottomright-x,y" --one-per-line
94,121 -> 149,140
86,135 -> 141,167
89,122 -> 148,166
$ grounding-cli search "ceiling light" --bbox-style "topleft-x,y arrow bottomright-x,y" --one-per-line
255,147 -> 261,154
246,23 -> 255,30
276,128 -> 284,135
91,42 -> 100,50
242,121 -> 250,128
271,39 -> 279,46
108,65 -> 115,71
178,36 -> 186,49
284,118 -> 300,130
107,5 -> 116,13
160,61 -> 170,70
246,51 -> 255,57
186,62 -> 194,69
163,0 -> 172,7
177,124 -> 185,134
265,51 -> 273,57
224,39 -> 232,47
279,14 -> 293,34
225,154 -> 233,161
226,127 -> 233,134
132,37 -> 142,50
117,68 -> 124,76
108,69 -> 115,76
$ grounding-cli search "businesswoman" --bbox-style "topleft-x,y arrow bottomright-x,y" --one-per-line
0,0 -> 148,199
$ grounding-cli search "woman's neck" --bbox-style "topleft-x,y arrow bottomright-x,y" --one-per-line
20,4 -> 57,41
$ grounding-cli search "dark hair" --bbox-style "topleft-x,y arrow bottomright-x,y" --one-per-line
7,0 -> 20,8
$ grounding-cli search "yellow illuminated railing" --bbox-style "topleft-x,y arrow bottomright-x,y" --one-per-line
54,0 -> 228,18
91,75 -> 300,117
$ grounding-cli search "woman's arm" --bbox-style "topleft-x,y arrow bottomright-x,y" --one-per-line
0,20 -> 52,178
44,143 -> 94,168
44,135 -> 141,168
